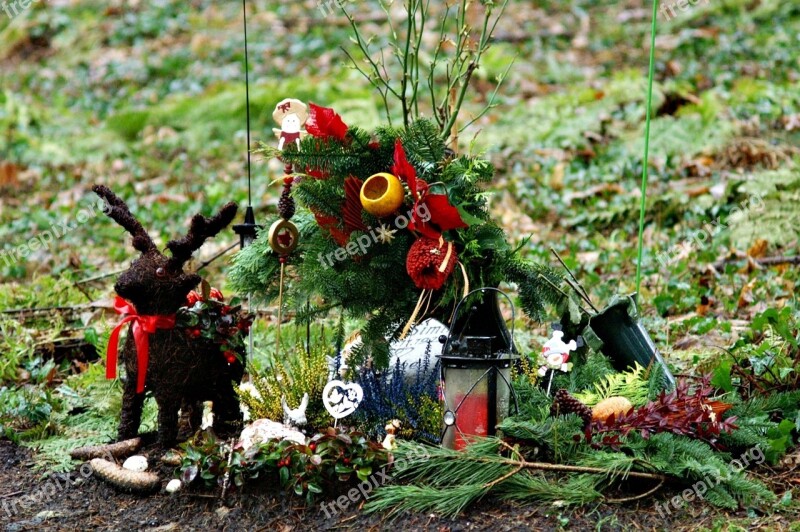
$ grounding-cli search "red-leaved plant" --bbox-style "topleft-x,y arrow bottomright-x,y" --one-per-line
586,375 -> 737,449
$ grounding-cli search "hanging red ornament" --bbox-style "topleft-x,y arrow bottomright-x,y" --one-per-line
406,237 -> 458,290
343,177 -> 368,232
306,102 -> 349,141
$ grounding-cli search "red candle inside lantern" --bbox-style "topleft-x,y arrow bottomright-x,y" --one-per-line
453,393 -> 489,450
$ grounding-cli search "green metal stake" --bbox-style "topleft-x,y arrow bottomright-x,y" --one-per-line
635,0 -> 660,296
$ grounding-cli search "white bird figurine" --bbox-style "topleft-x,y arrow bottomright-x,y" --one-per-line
281,393 -> 309,428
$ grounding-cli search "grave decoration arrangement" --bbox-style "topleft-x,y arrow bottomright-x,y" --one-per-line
213,91 -> 799,509
229,109 -> 565,368
66,0 -> 797,518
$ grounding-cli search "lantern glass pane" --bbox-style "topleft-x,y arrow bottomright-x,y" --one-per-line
441,365 -> 513,450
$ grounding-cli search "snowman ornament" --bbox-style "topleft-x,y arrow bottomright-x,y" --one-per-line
538,330 -> 578,395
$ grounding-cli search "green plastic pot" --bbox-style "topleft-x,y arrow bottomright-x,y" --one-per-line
583,294 -> 675,389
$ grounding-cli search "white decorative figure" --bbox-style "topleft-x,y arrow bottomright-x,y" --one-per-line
238,419 -> 307,451
382,419 -> 401,450
281,393 -> 309,428
272,98 -> 308,151
538,330 -> 578,395
322,380 -> 363,421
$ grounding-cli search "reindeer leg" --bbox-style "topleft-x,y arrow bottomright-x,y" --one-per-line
178,399 -> 203,441
117,379 -> 145,441
156,398 -> 180,448
212,385 -> 243,438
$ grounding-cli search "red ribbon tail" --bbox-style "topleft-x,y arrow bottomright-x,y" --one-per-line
132,322 -> 150,394
106,316 -> 134,381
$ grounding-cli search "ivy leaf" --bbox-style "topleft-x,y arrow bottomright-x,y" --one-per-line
711,359 -> 734,392
181,465 -> 198,484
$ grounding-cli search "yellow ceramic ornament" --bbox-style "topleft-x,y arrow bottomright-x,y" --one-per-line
360,172 -> 404,217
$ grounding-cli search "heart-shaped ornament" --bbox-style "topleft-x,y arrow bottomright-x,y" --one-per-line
322,380 -> 363,420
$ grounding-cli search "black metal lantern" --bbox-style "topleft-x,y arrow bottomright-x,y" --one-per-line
439,288 -> 519,450
233,205 -> 260,249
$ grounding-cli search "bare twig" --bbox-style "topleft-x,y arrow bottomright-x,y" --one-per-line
713,254 -> 800,271
605,479 -> 665,503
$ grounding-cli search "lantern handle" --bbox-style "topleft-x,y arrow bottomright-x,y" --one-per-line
444,287 -> 516,356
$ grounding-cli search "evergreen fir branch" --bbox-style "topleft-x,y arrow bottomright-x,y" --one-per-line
502,257 -> 565,322
566,352 -> 615,394
728,390 -> 800,418
400,119 -> 446,178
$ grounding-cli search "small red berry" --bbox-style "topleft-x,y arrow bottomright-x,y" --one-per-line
309,443 -> 317,451
343,457 -> 350,465
186,291 -> 201,305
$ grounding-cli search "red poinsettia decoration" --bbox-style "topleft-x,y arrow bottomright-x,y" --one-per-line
306,102 -> 349,141
406,236 -> 458,290
312,209 -> 350,247
392,140 -> 466,239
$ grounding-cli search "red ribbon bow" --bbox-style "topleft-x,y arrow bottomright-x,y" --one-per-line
107,296 -> 176,393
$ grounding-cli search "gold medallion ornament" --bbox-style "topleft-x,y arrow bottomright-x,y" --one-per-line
267,218 -> 299,255
360,172 -> 405,217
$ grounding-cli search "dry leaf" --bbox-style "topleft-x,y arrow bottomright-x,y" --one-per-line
737,279 -> 756,309
747,239 -> 768,258
0,161 -> 20,189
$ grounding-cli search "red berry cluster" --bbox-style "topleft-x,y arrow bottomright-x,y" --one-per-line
179,287 -> 252,366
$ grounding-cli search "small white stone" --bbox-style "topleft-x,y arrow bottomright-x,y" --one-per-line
165,479 -> 182,494
122,455 -> 149,472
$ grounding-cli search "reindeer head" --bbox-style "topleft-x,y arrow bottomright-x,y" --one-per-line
92,185 -> 238,315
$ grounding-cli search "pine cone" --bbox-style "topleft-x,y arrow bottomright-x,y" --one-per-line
550,389 -> 592,428
278,184 -> 295,220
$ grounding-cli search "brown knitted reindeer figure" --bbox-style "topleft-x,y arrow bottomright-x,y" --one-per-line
93,185 -> 244,447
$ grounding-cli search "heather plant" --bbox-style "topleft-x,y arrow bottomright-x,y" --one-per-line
238,344 -> 331,429
353,342 -> 442,442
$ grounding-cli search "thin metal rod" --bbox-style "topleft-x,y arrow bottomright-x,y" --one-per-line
635,0 -> 660,295
550,248 -> 597,312
242,0 -> 253,206
196,242 -> 239,272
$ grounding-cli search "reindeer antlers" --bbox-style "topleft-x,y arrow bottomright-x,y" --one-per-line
92,185 -> 156,253
166,202 -> 238,268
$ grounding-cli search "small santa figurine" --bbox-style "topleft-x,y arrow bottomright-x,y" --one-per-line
273,98 -> 308,150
